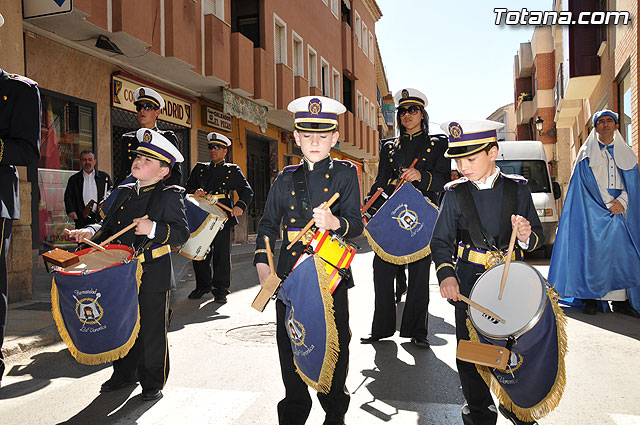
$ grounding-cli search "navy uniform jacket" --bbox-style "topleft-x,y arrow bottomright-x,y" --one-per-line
0,69 -> 41,219
64,169 -> 113,217
117,128 -> 182,186
431,172 -> 544,296
185,160 -> 254,226
368,131 -> 450,205
91,181 -> 189,293
253,156 -> 363,281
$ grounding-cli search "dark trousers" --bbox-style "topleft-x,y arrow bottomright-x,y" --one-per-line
276,283 -> 351,425
112,291 -> 170,391
0,218 -> 12,380
192,222 -> 231,295
371,254 -> 430,339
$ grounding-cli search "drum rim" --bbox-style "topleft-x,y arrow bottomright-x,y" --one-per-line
57,244 -> 135,275
185,194 -> 228,218
468,261 -> 547,340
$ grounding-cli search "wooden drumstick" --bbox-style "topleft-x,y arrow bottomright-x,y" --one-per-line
194,194 -> 235,214
286,193 -> 340,250
361,187 -> 384,215
392,158 -> 419,194
64,229 -> 106,251
264,235 -> 276,275
498,221 -> 520,300
92,215 -> 150,250
457,294 -> 506,324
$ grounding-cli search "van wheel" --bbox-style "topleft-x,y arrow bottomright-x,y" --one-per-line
544,244 -> 553,258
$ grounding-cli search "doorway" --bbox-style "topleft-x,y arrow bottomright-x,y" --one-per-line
246,131 -> 277,234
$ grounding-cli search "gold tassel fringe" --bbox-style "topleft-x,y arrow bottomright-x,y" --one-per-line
50,259 -> 143,365
363,228 -> 431,265
466,288 -> 567,422
292,255 -> 341,394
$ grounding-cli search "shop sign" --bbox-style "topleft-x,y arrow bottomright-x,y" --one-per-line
205,107 -> 232,132
111,75 -> 192,128
23,0 -> 72,19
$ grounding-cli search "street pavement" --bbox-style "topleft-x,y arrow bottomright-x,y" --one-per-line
1,238 -> 640,424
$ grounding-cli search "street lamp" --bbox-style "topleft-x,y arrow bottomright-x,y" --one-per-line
535,116 -> 544,134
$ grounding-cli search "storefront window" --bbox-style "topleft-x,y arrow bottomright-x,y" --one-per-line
618,70 -> 632,146
38,91 -> 96,250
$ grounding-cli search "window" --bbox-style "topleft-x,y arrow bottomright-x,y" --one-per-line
205,0 -> 224,21
231,0 -> 261,47
321,58 -> 330,97
371,104 -> 376,127
356,91 -> 363,119
274,15 -> 286,65
292,32 -> 304,77
308,46 -> 318,87
343,76 -> 353,112
369,33 -> 374,62
38,90 -> 96,250
362,22 -> 368,57
330,0 -> 339,18
618,69 -> 632,146
332,68 -> 341,101
354,11 -> 361,47
364,97 -> 370,125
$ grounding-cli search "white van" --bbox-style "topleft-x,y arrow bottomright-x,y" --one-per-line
496,141 -> 562,257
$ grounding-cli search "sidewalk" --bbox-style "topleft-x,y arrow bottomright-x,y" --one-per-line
1,241 -> 273,360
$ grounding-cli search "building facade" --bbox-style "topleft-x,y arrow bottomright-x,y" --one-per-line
0,0 -> 384,302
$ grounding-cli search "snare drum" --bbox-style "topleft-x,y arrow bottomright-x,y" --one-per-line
51,245 -> 142,365
293,229 -> 357,293
178,194 -> 228,260
467,261 -> 567,421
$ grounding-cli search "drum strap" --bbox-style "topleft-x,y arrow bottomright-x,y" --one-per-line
454,178 -> 518,251
292,165 -> 313,221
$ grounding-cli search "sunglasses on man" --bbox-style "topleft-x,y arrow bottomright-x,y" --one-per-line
208,144 -> 226,150
398,105 -> 421,117
136,103 -> 158,112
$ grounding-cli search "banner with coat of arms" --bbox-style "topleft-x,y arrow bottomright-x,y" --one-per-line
51,259 -> 143,365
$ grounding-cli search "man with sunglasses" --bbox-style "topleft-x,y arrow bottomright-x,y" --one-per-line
115,87 -> 182,186
361,88 -> 449,348
185,132 -> 253,303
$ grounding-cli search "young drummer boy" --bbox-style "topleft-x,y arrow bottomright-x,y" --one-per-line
69,128 -> 189,401
254,96 -> 363,425
430,121 -> 544,425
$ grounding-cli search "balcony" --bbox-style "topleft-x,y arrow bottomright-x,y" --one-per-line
204,14 -> 231,84
276,63 -> 294,110
294,75 -> 309,98
517,99 -> 534,124
309,86 -> 323,96
254,48 -> 274,106
231,32 -> 254,97
517,42 -> 533,77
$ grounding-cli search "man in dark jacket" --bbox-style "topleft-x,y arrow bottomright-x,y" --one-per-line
64,150 -> 112,228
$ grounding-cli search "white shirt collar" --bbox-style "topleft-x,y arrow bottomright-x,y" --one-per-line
472,167 -> 500,190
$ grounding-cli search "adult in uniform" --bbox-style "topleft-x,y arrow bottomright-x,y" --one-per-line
431,120 -> 543,425
64,150 -> 113,228
361,88 -> 449,348
69,129 -> 189,401
0,35 -> 42,385
185,132 -> 253,303
254,96 -> 363,424
115,87 -> 182,186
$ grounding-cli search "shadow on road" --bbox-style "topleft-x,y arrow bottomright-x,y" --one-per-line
561,305 -> 640,341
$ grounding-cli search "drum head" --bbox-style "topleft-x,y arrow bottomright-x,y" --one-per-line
62,246 -> 133,273
185,194 -> 227,219
468,262 -> 546,339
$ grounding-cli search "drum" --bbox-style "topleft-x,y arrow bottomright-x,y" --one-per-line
51,245 -> 142,365
363,182 -> 438,264
178,194 -> 228,260
293,229 -> 357,293
467,261 -> 567,422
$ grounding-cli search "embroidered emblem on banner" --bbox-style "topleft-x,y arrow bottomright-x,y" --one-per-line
392,203 -> 423,236
73,290 -> 106,332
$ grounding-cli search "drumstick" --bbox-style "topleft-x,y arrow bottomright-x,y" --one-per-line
93,215 -> 150,250
264,235 -> 276,275
82,238 -> 106,251
286,193 -> 340,250
392,158 -> 419,194
194,194 -> 235,214
457,294 -> 506,324
361,187 -> 384,215
498,221 -> 520,300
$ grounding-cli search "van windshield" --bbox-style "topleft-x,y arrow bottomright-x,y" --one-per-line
496,160 -> 551,193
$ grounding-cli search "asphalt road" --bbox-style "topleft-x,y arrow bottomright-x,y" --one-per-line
1,244 -> 640,424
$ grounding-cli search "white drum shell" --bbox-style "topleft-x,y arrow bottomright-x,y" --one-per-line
178,195 -> 228,261
468,261 -> 547,340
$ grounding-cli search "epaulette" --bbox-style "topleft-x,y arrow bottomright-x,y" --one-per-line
430,133 -> 448,143
444,176 -> 469,191
282,164 -> 301,172
122,130 -> 137,137
8,73 -> 38,87
334,158 -> 356,169
118,182 -> 137,189
501,172 -> 528,185
381,138 -> 399,149
163,185 -> 186,193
